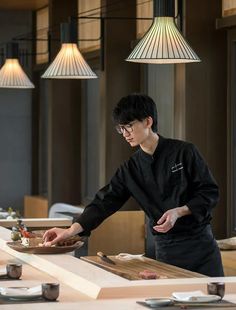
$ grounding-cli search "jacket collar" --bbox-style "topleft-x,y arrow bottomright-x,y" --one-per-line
139,134 -> 165,163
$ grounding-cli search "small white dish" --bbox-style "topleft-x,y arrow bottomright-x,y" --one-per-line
145,298 -> 173,307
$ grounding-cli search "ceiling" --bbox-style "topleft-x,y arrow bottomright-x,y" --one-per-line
0,0 -> 48,10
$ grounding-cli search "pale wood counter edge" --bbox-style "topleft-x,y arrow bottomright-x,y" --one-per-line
0,218 -> 72,228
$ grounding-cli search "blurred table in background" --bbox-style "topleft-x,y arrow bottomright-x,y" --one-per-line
0,218 -> 72,230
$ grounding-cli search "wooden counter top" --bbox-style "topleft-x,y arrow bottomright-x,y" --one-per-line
2,296 -> 236,310
0,218 -> 72,229
1,226 -> 236,302
0,248 -> 90,309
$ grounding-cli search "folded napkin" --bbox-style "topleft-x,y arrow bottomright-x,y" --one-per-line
0,285 -> 42,296
172,290 -> 205,301
115,253 -> 145,261
0,268 -> 6,276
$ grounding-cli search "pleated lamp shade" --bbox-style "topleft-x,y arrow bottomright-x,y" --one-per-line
41,43 -> 97,79
126,0 -> 200,64
0,42 -> 34,89
42,22 -> 97,79
0,59 -> 35,88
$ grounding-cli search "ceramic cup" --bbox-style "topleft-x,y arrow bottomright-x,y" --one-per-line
42,283 -> 60,301
6,263 -> 22,279
207,282 -> 225,299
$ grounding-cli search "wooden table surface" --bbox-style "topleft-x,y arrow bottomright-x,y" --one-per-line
0,248 -> 90,308
0,218 -> 72,229
81,255 -> 205,280
0,249 -> 236,310
1,226 -> 236,308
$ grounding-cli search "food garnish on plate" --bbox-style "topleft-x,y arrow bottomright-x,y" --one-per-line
11,220 -> 83,248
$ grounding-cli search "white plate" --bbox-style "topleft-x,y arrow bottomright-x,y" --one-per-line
172,295 -> 221,303
145,298 -> 173,307
0,286 -> 42,300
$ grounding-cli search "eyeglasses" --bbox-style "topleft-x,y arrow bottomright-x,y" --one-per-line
115,120 -> 138,134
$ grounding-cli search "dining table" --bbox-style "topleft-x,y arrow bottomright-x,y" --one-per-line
0,225 -> 236,309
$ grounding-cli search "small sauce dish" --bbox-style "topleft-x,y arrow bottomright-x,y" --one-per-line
145,298 -> 173,307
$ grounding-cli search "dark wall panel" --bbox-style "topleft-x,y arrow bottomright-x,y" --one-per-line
101,0 -> 141,210
185,0 -> 227,238
0,10 -> 33,214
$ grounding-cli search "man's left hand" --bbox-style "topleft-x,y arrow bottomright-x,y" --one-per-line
153,205 -> 191,233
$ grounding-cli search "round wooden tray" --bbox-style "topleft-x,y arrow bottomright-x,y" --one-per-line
7,240 -> 84,254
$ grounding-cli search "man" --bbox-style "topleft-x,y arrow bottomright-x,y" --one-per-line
44,93 -> 224,277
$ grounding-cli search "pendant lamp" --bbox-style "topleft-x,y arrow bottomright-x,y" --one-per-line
42,22 -> 97,79
126,0 -> 200,64
0,43 -> 35,89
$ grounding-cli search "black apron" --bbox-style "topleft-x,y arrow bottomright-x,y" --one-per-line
154,225 -> 224,277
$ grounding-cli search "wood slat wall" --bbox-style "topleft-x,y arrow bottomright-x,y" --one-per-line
88,211 -> 145,256
24,195 -> 48,218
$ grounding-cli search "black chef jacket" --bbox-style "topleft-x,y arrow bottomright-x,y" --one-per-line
76,135 -> 224,276
76,135 -> 219,236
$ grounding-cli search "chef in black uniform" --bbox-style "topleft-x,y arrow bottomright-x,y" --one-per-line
44,93 -> 224,277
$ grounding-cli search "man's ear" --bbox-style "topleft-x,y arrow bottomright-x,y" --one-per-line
146,116 -> 153,129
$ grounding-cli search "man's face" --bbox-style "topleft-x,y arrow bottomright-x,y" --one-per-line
116,118 -> 152,147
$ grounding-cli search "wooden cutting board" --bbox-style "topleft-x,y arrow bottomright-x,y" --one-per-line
80,255 -> 206,280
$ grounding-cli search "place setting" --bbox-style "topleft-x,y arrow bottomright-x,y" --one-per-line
0,283 -> 60,304
136,282 -> 236,309
0,263 -> 22,280
0,261 -> 60,304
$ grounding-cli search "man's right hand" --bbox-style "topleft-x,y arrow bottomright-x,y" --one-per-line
43,222 -> 84,246
43,227 -> 71,246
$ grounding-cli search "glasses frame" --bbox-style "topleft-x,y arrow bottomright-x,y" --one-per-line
115,120 -> 139,134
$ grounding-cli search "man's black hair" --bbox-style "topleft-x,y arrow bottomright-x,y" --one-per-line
112,93 -> 158,133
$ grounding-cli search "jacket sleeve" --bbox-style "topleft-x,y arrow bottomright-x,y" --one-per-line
185,144 -> 219,222
75,166 -> 130,235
